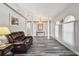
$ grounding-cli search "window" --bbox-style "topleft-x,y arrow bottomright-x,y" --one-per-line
64,15 -> 75,23
55,25 -> 59,39
26,22 -> 32,36
62,15 -> 75,46
55,21 -> 60,39
56,21 -> 60,25
63,23 -> 74,46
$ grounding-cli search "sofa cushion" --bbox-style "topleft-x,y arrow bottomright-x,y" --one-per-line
0,36 -> 9,44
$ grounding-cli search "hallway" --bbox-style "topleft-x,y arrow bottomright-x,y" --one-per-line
15,37 -> 77,56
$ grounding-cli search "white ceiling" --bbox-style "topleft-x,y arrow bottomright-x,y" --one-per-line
16,3 -> 71,17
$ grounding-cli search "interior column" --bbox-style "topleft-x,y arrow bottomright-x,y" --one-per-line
48,19 -> 50,39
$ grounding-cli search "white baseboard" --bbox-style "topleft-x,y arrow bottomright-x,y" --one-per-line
54,38 -> 79,55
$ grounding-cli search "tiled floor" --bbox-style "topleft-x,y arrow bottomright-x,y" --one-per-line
15,36 -> 77,56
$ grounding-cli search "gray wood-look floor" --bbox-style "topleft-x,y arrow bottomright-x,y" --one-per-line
15,36 -> 77,56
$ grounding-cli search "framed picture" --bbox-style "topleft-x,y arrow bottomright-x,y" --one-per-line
9,14 -> 19,26
37,23 -> 43,31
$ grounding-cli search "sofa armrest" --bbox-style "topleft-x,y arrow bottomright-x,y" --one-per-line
25,36 -> 33,39
13,38 -> 32,45
23,38 -> 31,43
14,41 -> 24,45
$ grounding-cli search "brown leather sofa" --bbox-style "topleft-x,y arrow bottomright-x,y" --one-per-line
6,31 -> 33,53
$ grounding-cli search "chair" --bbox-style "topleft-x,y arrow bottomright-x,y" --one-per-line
6,31 -> 33,53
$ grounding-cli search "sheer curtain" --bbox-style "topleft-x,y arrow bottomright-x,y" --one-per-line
63,22 -> 74,46
62,15 -> 75,46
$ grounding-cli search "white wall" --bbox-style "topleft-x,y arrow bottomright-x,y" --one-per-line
0,4 -> 26,34
0,4 -> 10,26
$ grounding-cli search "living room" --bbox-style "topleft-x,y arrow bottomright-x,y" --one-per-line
0,3 -> 79,56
